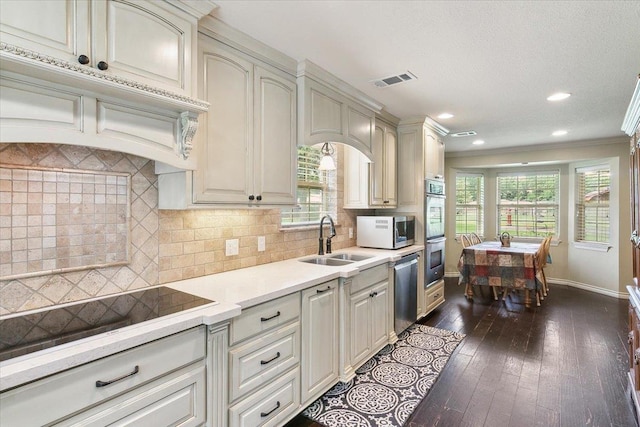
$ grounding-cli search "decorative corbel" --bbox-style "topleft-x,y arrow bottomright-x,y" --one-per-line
179,111 -> 199,159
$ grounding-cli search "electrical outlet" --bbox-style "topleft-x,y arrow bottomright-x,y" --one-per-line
225,239 -> 239,256
258,236 -> 266,252
348,228 -> 354,239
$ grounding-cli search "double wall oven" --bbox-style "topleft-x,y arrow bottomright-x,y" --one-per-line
425,178 -> 446,286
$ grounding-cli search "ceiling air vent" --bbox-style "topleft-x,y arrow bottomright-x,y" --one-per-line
371,71 -> 417,88
451,131 -> 478,137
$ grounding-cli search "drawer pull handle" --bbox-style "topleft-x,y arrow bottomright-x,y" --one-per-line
260,311 -> 281,322
369,291 -> 378,298
260,401 -> 280,418
434,293 -> 441,298
95,365 -> 139,388
260,351 -> 281,365
317,286 -> 332,294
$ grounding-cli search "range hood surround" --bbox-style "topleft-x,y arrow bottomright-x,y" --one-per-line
0,45 -> 208,170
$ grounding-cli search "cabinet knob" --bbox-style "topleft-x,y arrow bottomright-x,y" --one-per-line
256,195 -> 262,201
249,195 -> 255,201
97,61 -> 109,71
78,54 -> 90,65
383,200 -> 389,204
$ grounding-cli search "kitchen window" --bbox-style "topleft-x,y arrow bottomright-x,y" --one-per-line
497,170 -> 559,238
575,165 -> 610,243
455,172 -> 484,237
281,146 -> 337,226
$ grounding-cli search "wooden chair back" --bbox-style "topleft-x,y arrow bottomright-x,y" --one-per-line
460,234 -> 472,248
470,233 -> 482,245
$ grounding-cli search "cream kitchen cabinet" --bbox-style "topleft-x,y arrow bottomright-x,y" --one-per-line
0,0 -> 203,96
227,293 -> 301,426
193,36 -> 296,206
425,133 -> 445,180
301,279 -> 340,404
297,60 -> 382,160
157,18 -> 297,209
340,264 -> 390,380
0,326 -> 208,427
343,118 -> 398,209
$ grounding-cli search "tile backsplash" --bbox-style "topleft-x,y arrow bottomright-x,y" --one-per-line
0,143 -> 360,315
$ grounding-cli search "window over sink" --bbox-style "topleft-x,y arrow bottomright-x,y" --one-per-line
281,145 -> 337,226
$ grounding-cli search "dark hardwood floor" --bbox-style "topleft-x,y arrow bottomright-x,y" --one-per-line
286,278 -> 637,427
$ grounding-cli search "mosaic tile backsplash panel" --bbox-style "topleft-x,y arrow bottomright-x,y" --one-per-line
0,165 -> 130,279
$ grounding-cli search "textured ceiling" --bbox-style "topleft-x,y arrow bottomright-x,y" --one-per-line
211,1 -> 640,153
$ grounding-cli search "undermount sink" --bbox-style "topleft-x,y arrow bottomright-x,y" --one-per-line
299,257 -> 354,266
328,253 -> 373,261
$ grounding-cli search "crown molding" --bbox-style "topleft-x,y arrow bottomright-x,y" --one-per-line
622,75 -> 640,136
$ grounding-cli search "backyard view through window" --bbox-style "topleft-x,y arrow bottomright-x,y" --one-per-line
575,165 -> 610,243
281,145 -> 337,226
455,173 -> 484,236
497,171 -> 559,238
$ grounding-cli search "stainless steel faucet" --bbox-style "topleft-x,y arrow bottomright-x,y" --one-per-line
318,215 -> 336,255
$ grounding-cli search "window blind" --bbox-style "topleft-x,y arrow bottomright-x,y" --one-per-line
575,166 -> 610,243
455,173 -> 484,236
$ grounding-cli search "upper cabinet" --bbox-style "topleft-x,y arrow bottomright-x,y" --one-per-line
297,60 -> 383,160
0,0 -> 196,96
425,133 -> 445,180
343,115 -> 398,209
0,0 -> 216,169
157,16 -> 298,209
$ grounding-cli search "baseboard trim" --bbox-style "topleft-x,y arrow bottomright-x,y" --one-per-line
445,272 -> 630,299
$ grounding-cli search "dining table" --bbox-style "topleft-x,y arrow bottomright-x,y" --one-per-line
457,241 -> 544,307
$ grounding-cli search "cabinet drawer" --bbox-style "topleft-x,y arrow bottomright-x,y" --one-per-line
229,321 -> 300,402
231,293 -> 300,345
426,279 -> 445,313
58,363 -> 206,427
0,326 -> 206,427
228,368 -> 300,427
350,263 -> 388,295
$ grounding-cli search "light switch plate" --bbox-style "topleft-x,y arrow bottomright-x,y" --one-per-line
258,236 -> 266,252
225,239 -> 239,256
348,228 -> 354,239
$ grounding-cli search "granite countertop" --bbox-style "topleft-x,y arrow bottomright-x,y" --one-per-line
0,245 -> 423,391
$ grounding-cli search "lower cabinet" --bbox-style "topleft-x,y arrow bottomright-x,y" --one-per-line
227,293 -> 302,426
0,326 -> 208,427
350,281 -> 389,369
628,291 -> 640,425
425,279 -> 445,315
301,279 -> 340,404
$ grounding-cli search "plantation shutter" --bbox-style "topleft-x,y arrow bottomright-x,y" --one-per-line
575,165 -> 610,243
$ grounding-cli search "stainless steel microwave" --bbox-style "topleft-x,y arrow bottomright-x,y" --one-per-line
357,216 -> 415,249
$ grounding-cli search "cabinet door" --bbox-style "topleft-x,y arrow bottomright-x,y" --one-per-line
370,282 -> 389,350
349,290 -> 372,367
303,80 -> 344,144
193,38 -> 253,204
301,280 -> 339,404
0,0 -> 89,62
254,66 -> 297,205
370,124 -> 385,206
93,0 -> 193,95
424,131 -> 439,179
384,127 -> 398,206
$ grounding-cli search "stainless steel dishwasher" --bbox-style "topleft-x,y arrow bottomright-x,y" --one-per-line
394,252 -> 419,335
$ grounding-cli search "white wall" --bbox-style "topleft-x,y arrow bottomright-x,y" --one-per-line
444,137 -> 631,297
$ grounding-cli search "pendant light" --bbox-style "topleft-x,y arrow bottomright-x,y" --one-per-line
318,142 -> 336,171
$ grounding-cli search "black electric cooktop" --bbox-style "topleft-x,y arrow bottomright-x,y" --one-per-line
0,287 -> 214,362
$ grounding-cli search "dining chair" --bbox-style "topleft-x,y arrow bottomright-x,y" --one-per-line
470,232 -> 482,245
539,236 -> 552,296
460,234 -> 472,248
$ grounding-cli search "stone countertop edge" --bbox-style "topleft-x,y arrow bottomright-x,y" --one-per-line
0,245 -> 422,391
165,245 -> 424,308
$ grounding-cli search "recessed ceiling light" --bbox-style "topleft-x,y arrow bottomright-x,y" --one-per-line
437,113 -> 454,119
547,92 -> 571,101
472,140 -> 485,145
552,130 -> 568,136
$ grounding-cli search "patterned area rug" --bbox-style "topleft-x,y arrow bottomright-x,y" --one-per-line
302,324 -> 465,427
